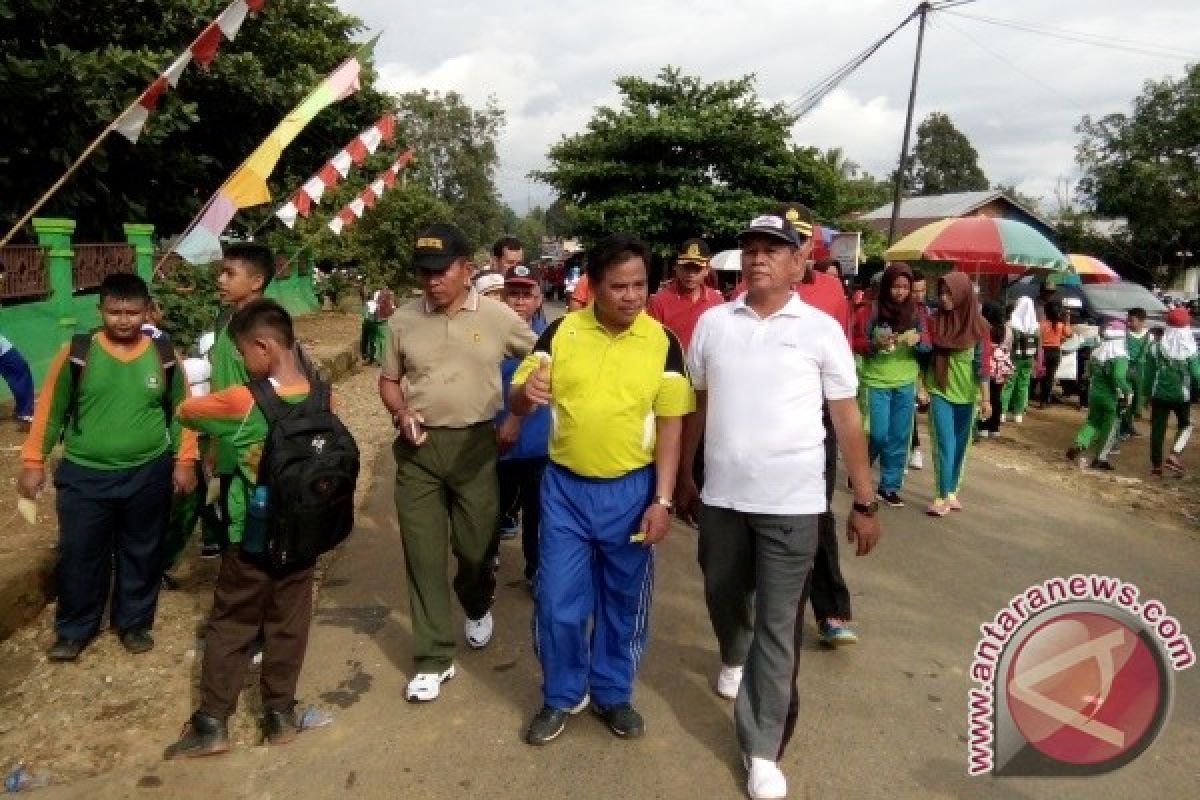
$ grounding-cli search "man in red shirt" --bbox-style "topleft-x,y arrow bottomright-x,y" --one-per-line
647,238 -> 725,352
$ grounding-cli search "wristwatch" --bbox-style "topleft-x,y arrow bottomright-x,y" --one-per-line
852,499 -> 879,517
653,496 -> 674,511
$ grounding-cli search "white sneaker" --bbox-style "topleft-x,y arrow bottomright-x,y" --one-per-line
716,664 -> 743,700
908,449 -> 924,470
465,611 -> 494,649
1014,414 -> 1024,424
745,757 -> 788,800
405,665 -> 455,702
1001,413 -> 1010,423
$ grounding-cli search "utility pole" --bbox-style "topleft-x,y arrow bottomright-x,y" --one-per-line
887,1 -> 931,245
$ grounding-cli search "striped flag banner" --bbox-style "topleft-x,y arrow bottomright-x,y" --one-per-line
114,0 -> 267,142
275,113 -> 397,228
327,150 -> 414,235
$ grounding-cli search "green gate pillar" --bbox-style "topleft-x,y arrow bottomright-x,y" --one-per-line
124,223 -> 156,283
32,217 -> 77,339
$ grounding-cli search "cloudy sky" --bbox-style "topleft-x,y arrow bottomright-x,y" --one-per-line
337,0 -> 1197,213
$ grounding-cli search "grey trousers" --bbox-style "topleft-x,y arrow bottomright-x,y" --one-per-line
697,505 -> 818,760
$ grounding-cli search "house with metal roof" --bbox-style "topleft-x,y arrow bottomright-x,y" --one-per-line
856,190 -> 1058,241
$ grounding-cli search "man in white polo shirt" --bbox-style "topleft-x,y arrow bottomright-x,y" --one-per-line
676,212 -> 881,800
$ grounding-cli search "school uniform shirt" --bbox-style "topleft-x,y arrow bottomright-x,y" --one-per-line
512,306 -> 695,479
497,317 -> 551,461
209,317 -> 251,473
178,380 -> 311,544
850,306 -> 930,389
22,332 -> 197,470
646,280 -> 725,352
687,293 -> 858,515
925,343 -> 988,405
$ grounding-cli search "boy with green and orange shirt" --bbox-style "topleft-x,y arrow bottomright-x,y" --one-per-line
18,274 -> 197,662
165,299 -> 323,759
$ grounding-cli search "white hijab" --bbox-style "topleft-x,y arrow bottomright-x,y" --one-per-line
1092,326 -> 1127,364
1010,296 -> 1039,335
1162,327 -> 1198,361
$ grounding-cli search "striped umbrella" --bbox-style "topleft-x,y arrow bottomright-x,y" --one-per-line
1064,253 -> 1119,284
883,216 -> 1069,275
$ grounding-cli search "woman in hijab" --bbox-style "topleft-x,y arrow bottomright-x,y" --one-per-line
1145,307 -> 1200,476
852,264 -> 930,507
919,273 -> 992,517
1002,296 -> 1039,423
1066,319 -> 1131,471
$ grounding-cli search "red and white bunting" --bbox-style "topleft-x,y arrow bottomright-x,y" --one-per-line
275,114 -> 398,228
326,150 -> 414,235
113,0 -> 266,143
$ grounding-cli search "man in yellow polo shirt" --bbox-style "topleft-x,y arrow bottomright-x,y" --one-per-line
509,234 -> 695,746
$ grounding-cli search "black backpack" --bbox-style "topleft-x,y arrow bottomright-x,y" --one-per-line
248,379 -> 360,570
66,331 -> 177,435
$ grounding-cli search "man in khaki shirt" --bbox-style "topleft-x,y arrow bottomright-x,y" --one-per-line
379,223 -> 535,702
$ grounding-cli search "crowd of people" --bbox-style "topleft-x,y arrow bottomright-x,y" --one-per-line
6,201 -> 1198,800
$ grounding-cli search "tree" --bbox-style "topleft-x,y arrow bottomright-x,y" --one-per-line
992,183 -> 1043,215
535,67 -> 839,260
514,207 -> 547,261
1075,64 -> 1200,270
900,112 -> 989,196
0,0 -> 390,241
392,89 -> 506,253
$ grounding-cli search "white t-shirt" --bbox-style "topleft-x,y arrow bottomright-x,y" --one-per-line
688,293 -> 858,515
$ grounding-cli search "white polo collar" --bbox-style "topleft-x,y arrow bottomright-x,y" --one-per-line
732,291 -> 806,320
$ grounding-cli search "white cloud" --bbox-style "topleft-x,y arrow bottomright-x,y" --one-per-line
338,0 -> 1200,212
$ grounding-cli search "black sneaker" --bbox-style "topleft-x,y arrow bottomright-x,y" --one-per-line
164,712 -> 231,760
591,702 -> 645,739
47,637 -> 86,662
1090,459 -> 1115,471
1065,446 -> 1082,462
200,544 -> 221,559
162,573 -> 181,591
877,490 -> 904,508
263,708 -> 300,745
120,628 -> 154,654
526,707 -> 569,746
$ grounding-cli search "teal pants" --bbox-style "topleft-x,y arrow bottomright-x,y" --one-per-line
928,395 -> 975,498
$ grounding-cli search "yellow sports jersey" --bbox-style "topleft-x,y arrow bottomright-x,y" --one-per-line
512,307 -> 694,478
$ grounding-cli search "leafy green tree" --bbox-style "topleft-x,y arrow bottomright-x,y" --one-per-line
514,207 -> 547,261
900,112 -> 989,196
392,89 -> 506,253
1075,63 -> 1200,269
535,67 -> 839,259
0,0 -> 389,241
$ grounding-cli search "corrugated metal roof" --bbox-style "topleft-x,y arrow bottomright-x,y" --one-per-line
858,191 -> 1003,220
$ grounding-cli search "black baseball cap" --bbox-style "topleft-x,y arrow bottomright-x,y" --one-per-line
677,238 -> 711,264
737,213 -> 802,247
413,223 -> 471,272
503,264 -> 540,287
776,203 -> 815,240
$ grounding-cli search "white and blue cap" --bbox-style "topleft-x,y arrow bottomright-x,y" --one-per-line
737,214 -> 802,247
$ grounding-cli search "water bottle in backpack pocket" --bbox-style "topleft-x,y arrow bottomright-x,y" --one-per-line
242,485 -> 270,555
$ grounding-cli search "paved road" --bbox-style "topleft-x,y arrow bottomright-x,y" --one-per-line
50,437 -> 1200,799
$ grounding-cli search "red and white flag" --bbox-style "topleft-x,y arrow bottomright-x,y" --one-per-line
327,150 -> 414,235
113,0 -> 267,142
275,114 -> 398,228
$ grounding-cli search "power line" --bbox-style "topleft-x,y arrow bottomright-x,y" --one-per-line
944,10 -> 1198,61
936,16 -> 1089,113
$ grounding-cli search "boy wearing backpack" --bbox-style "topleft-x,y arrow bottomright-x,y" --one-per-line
165,299 -> 357,759
17,274 -> 197,661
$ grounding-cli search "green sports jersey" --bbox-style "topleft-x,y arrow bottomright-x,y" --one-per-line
926,343 -> 985,405
21,333 -> 195,470
1145,346 -> 1200,404
209,318 -> 250,473
1087,354 -> 1131,407
178,381 -> 309,543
